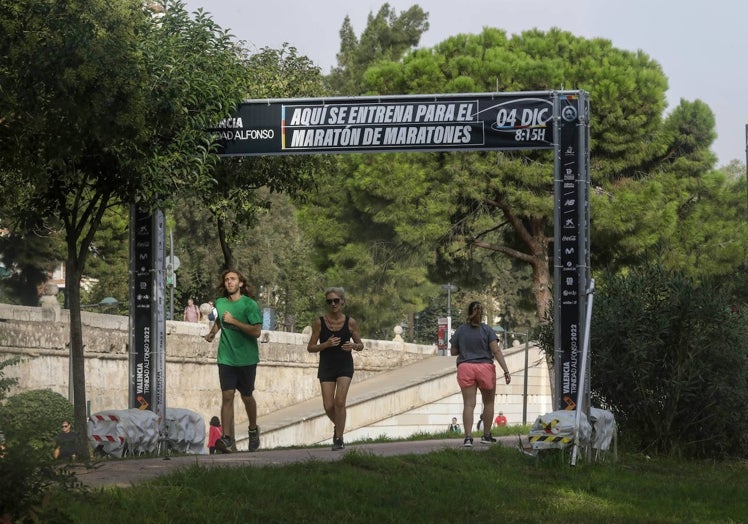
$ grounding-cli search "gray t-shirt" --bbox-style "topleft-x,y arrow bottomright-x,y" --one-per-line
449,323 -> 497,366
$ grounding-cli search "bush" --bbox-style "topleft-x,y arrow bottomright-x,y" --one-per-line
0,356 -> 20,402
0,439 -> 78,523
0,389 -> 74,453
591,266 -> 748,458
0,389 -> 79,522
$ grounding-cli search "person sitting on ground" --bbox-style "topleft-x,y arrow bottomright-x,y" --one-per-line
448,416 -> 461,433
208,416 -> 223,454
494,411 -> 508,427
54,420 -> 77,460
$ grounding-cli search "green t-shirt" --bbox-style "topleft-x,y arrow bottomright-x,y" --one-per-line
215,295 -> 262,366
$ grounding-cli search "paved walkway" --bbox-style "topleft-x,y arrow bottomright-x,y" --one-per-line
73,436 -> 524,489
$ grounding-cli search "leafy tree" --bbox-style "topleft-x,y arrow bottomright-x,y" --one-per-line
202,44 -> 329,271
171,189 -> 323,331
0,0 -> 250,458
0,226 -> 63,306
331,27 -> 717,329
326,3 -> 429,95
236,190 -> 324,332
590,99 -> 727,273
80,205 -> 130,311
720,158 -> 746,180
297,153 -> 442,337
590,267 -> 748,458
297,5 -> 434,337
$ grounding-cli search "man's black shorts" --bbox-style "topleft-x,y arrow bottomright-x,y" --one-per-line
218,364 -> 257,396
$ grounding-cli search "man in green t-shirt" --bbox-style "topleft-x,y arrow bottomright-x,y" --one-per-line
204,269 -> 263,452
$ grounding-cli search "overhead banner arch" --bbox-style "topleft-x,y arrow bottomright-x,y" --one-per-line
211,92 -> 558,156
132,91 -> 590,415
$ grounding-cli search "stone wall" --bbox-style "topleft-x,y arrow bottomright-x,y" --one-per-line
0,303 -> 436,422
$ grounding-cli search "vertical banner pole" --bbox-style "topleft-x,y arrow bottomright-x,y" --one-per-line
571,279 -> 595,466
553,92 -> 590,411
153,210 -> 166,440
129,206 -> 167,443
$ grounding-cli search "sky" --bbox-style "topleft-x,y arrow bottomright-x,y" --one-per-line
183,0 -> 747,167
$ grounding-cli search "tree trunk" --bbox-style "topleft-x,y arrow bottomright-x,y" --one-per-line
66,256 -> 90,460
529,250 -> 556,408
217,217 -> 234,270
472,199 -> 557,408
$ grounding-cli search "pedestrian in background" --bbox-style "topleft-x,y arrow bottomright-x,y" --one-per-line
54,420 -> 77,460
204,269 -> 263,452
183,298 -> 201,323
208,416 -> 223,454
307,287 -> 364,451
450,301 -> 511,448
207,300 -> 218,328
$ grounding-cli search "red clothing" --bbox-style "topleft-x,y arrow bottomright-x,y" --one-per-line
208,425 -> 223,449
494,414 -> 508,426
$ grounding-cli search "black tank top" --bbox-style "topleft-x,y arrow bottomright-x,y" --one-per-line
318,315 -> 354,380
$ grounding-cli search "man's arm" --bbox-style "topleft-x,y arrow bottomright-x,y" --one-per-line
221,311 -> 261,338
204,318 -> 222,342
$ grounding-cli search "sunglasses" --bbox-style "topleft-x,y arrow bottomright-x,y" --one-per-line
61,424 -> 69,428
325,298 -> 341,305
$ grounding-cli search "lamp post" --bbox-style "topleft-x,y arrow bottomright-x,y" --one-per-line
441,283 -> 458,355
494,327 -> 530,425
521,333 -> 529,425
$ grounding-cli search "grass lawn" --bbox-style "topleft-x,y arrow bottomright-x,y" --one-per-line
52,440 -> 747,523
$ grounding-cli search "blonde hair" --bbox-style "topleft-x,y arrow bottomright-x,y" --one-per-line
325,287 -> 346,300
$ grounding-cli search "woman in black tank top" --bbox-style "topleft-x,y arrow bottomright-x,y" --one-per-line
307,287 -> 364,450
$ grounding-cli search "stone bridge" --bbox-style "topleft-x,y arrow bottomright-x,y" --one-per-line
0,303 -> 552,449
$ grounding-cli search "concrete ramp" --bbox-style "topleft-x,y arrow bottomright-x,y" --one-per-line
256,356 -> 457,449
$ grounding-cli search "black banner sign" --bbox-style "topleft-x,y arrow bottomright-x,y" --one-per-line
130,206 -> 154,411
211,93 -> 557,156
129,206 -> 166,428
554,92 -> 591,411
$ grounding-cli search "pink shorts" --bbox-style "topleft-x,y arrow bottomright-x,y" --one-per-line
457,362 -> 496,390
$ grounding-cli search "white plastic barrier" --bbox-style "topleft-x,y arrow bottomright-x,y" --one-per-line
163,408 -> 205,454
88,409 -> 159,458
589,407 -> 617,452
528,407 -> 617,460
529,409 -> 591,451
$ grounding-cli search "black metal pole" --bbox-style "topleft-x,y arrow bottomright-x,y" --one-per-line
522,337 -> 529,425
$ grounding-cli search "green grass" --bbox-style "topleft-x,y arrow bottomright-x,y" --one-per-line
46,439 -> 747,524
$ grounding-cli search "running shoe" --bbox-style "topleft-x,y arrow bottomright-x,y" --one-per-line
331,436 -> 345,451
463,436 -> 474,448
248,426 -> 261,452
214,435 -> 232,454
480,434 -> 498,444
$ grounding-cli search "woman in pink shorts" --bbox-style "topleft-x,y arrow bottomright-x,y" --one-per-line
450,301 -> 511,447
